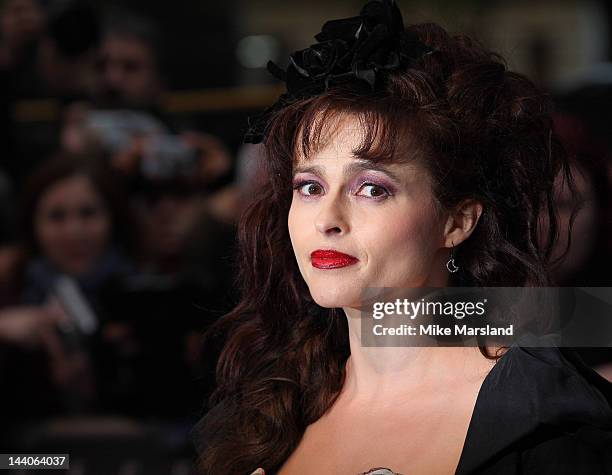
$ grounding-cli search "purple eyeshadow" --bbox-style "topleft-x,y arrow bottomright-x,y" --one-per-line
351,173 -> 397,194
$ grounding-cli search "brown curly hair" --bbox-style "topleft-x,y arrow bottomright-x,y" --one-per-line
193,22 -> 574,474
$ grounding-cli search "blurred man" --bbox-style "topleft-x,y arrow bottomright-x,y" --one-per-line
95,9 -> 163,110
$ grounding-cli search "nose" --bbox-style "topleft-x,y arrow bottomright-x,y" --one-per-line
314,192 -> 349,236
63,214 -> 86,238
105,63 -> 125,90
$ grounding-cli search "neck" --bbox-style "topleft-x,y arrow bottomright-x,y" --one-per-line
341,306 -> 498,403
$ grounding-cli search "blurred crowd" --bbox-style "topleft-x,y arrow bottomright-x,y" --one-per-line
0,0 -> 610,472
0,0 -> 267,470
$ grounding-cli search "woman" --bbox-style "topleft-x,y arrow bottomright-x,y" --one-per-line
18,152 -> 135,305
0,153 -> 136,419
193,1 -> 612,473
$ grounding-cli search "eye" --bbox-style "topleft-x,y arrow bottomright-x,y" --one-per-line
79,205 -> 101,219
293,180 -> 324,197
48,208 -> 67,222
357,182 -> 390,199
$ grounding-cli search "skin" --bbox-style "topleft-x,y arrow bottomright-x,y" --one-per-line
0,0 -> 45,55
98,33 -> 162,106
0,301 -> 95,395
34,175 -> 111,277
282,115 -> 498,474
288,114 -> 483,307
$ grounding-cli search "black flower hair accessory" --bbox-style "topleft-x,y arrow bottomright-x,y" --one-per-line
244,0 -> 432,144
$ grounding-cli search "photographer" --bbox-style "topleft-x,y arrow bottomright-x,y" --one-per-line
0,152 -> 138,426
60,7 -> 232,195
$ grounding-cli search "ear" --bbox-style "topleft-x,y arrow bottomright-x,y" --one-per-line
443,199 -> 483,248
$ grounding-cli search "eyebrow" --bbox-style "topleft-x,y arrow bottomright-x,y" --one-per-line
293,160 -> 402,183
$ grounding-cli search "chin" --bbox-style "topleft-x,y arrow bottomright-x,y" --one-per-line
307,282 -> 362,309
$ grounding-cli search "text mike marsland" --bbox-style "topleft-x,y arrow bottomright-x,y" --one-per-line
372,323 -> 515,336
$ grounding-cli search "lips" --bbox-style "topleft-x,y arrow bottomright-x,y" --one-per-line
310,249 -> 359,269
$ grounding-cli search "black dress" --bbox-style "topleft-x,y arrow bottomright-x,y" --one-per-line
203,343 -> 612,475
454,345 -> 612,474
355,345 -> 612,475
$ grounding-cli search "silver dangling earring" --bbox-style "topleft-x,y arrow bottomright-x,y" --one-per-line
446,242 -> 459,273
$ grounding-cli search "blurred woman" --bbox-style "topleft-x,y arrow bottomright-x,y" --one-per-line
0,152 -> 136,423
19,152 -> 134,304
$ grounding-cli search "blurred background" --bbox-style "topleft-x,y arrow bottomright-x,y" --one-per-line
0,0 -> 610,473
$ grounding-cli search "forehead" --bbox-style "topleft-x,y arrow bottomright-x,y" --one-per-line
41,175 -> 100,201
293,113 -> 426,177
102,34 -> 154,60
299,117 -> 361,159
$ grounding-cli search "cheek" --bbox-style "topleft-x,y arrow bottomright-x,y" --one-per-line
288,199 -> 315,278
362,204 -> 440,273
288,202 -> 304,256
87,216 -> 111,245
372,217 -> 428,257
35,219 -> 62,249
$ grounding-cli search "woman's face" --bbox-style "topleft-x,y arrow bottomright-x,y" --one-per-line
34,175 -> 111,276
288,117 -> 449,309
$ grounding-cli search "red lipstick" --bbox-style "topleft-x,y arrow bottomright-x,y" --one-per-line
311,249 -> 359,269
